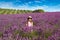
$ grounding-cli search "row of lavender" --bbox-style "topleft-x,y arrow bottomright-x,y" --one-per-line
0,12 -> 60,40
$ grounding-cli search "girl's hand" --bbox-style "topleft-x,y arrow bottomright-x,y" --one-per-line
26,24 -> 27,26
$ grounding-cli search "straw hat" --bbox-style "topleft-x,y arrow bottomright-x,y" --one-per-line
28,16 -> 32,18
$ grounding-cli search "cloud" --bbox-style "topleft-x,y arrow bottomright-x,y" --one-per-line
28,1 -> 32,4
16,5 -> 49,11
34,0 -> 42,3
46,4 -> 60,12
15,0 -> 21,2
0,1 -> 60,12
30,5 -> 60,12
0,2 -> 14,9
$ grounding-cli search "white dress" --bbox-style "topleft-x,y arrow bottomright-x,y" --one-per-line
28,22 -> 33,32
28,22 -> 33,27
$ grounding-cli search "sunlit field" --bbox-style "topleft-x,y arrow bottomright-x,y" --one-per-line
0,8 -> 60,40
0,8 -> 32,14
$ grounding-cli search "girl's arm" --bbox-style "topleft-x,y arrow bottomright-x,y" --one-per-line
32,22 -> 34,26
26,23 -> 27,26
26,22 -> 28,26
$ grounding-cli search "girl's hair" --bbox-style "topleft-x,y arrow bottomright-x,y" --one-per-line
27,16 -> 32,20
27,17 -> 32,20
26,16 -> 32,24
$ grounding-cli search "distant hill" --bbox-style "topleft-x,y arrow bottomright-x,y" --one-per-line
32,9 -> 45,13
1,8 -> 60,14
0,8 -> 32,14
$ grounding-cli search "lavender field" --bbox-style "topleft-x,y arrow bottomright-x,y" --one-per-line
0,12 -> 60,40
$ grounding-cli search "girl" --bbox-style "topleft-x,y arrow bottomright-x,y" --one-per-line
26,16 -> 33,27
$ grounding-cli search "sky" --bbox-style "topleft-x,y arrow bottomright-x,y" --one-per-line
0,0 -> 60,12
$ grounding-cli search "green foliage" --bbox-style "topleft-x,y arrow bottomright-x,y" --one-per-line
30,31 -> 38,37
44,32 -> 52,38
13,30 -> 39,38
0,8 -> 45,14
0,32 -> 3,37
19,30 -> 25,37
19,31 -> 39,38
33,9 -> 45,13
14,30 -> 20,35
13,30 -> 25,38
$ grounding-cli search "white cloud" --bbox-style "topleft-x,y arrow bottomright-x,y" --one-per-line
0,2 -> 60,12
28,1 -> 32,4
30,5 -> 60,12
15,0 -> 21,3
45,4 -> 60,12
34,0 -> 42,3
0,2 -> 14,9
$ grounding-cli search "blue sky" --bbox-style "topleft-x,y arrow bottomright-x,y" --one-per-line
0,0 -> 60,12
